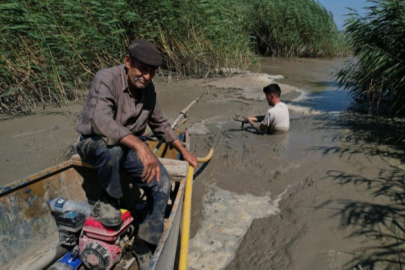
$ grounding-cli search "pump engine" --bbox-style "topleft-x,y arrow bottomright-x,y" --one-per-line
79,210 -> 134,270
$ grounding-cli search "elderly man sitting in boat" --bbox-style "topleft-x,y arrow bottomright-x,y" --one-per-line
76,39 -> 197,268
235,83 -> 290,134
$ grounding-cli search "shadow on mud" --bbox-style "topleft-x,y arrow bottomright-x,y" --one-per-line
311,112 -> 405,166
326,169 -> 405,270
313,112 -> 405,269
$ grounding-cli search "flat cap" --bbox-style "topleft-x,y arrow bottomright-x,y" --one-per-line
128,39 -> 162,67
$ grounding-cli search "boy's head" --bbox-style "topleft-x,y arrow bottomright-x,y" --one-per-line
263,83 -> 281,106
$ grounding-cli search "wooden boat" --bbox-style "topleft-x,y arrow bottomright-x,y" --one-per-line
0,94 -> 209,270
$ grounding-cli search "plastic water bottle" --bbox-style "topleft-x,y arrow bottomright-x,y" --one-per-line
48,198 -> 92,218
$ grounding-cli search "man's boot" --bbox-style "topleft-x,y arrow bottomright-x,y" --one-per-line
132,237 -> 153,270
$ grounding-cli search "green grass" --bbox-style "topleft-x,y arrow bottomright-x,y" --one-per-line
0,0 -> 347,114
335,0 -> 405,115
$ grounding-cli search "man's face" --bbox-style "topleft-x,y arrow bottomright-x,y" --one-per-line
265,93 -> 275,106
125,55 -> 157,89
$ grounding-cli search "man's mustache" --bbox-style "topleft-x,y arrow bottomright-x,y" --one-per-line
133,76 -> 147,83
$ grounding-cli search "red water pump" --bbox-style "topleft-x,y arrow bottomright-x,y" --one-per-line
79,210 -> 134,270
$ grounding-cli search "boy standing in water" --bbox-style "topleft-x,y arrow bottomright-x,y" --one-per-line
236,83 -> 290,134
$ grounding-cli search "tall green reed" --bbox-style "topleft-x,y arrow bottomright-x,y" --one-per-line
244,0 -> 347,57
0,0 -> 346,114
335,0 -> 405,115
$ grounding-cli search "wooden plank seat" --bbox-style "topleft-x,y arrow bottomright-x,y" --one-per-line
70,154 -> 188,182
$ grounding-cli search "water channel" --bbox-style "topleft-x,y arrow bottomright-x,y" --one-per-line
256,57 -> 353,112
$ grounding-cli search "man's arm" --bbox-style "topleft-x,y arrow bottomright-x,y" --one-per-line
120,134 -> 161,184
171,140 -> 197,168
148,100 -> 197,168
248,117 -> 266,133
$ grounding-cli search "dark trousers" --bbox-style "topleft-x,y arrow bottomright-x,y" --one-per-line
77,136 -> 171,245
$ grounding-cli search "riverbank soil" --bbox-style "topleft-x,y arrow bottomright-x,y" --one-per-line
0,104 -> 82,186
1,58 -> 404,269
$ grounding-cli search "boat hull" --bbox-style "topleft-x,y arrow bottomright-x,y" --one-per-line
0,137 -> 188,270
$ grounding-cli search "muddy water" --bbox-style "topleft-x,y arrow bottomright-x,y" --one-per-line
257,57 -> 353,112
158,57 -> 360,269
173,58 -> 397,270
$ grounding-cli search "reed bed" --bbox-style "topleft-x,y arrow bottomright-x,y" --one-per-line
335,0 -> 405,115
245,0 -> 347,57
1,0 -> 346,114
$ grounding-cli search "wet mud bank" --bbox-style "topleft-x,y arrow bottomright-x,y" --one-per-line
0,104 -> 82,186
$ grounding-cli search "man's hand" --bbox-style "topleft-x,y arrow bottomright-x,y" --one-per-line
248,116 -> 262,133
137,143 -> 161,183
171,140 -> 198,168
120,134 -> 160,183
233,114 -> 249,123
181,148 -> 198,168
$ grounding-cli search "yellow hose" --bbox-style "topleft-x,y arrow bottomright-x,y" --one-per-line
196,148 -> 214,163
179,165 -> 194,270
179,148 -> 214,270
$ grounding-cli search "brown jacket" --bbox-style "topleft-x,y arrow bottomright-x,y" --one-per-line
76,65 -> 177,145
